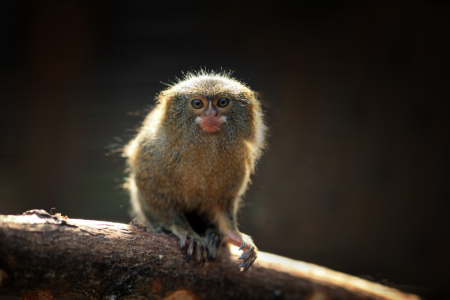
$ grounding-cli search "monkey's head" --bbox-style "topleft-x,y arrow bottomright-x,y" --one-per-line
159,71 -> 263,143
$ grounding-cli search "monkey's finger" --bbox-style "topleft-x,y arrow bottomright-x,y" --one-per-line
195,241 -> 202,263
206,232 -> 213,248
180,232 -> 188,249
206,240 -> 214,259
202,245 -> 208,261
207,244 -> 215,260
205,232 -> 216,259
208,235 -> 220,259
214,235 -> 221,249
239,240 -> 246,251
187,237 -> 194,260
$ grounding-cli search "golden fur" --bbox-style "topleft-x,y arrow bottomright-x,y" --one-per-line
124,71 -> 266,271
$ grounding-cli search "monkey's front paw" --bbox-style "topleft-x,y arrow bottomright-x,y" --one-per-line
180,232 -> 207,263
238,236 -> 257,272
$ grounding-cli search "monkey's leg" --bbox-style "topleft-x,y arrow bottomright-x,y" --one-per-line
218,212 -> 258,272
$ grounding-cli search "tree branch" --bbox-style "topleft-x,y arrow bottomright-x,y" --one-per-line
0,210 -> 420,300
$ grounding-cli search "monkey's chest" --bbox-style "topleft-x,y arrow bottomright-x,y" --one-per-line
170,150 -> 248,206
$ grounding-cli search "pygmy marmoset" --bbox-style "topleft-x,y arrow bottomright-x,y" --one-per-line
124,71 -> 266,271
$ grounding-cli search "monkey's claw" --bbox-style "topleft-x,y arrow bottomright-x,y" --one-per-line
238,246 -> 257,272
239,241 -> 246,251
180,232 -> 188,249
187,236 -> 195,259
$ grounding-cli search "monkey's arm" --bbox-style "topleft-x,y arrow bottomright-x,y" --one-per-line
215,208 -> 258,272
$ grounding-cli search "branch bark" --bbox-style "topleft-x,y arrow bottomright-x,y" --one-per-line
0,210 -> 420,300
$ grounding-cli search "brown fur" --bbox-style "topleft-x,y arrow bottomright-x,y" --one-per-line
124,71 -> 266,270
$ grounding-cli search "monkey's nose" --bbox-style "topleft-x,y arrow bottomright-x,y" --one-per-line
204,107 -> 218,117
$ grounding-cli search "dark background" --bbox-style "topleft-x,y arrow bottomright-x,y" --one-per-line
1,0 -> 449,296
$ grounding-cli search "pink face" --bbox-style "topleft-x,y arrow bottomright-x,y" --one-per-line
189,96 -> 232,133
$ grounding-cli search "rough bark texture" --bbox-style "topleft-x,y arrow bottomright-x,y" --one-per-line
0,210 -> 420,300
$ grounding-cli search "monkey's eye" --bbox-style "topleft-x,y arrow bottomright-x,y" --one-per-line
190,99 -> 203,109
217,98 -> 230,108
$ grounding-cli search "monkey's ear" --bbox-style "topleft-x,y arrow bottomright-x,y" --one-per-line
250,91 -> 262,107
156,89 -> 174,105
252,91 -> 270,109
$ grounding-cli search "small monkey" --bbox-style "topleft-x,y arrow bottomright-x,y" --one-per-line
124,71 -> 266,271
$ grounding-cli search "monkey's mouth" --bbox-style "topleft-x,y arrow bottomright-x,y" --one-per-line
196,115 -> 226,133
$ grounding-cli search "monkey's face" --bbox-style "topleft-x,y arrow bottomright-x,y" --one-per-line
162,76 -> 257,141
188,95 -> 232,133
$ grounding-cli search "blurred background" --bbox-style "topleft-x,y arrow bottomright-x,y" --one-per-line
0,0 -> 449,297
